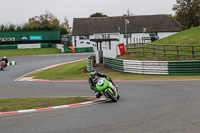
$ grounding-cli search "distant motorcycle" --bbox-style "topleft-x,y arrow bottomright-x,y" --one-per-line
94,77 -> 119,102
0,61 -> 6,71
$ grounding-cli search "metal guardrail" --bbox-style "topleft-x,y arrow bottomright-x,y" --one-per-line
7,61 -> 17,66
123,60 -> 168,75
168,61 -> 200,75
87,56 -> 94,71
103,57 -> 200,75
104,57 -> 124,72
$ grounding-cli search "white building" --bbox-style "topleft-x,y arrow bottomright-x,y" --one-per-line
72,14 -> 182,48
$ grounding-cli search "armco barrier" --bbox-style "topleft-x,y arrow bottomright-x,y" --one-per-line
103,57 -> 200,75
64,47 -> 94,53
168,61 -> 200,75
64,48 -> 73,53
41,43 -> 51,48
104,57 -> 124,72
0,43 -> 60,50
123,60 -> 169,75
0,45 -> 18,50
87,56 -> 94,71
7,61 -> 17,66
87,58 -> 92,71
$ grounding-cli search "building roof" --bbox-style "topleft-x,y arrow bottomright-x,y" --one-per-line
72,14 -> 182,36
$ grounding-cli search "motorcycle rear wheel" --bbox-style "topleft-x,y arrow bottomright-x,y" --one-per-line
105,90 -> 117,102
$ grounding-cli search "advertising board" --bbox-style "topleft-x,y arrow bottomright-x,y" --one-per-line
0,37 -> 15,42
20,36 -> 29,41
30,36 -> 42,40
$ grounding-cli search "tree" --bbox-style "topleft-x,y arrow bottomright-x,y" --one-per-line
173,0 -> 200,28
61,16 -> 71,34
0,11 -> 70,34
0,23 -> 18,32
22,11 -> 69,34
90,12 -> 107,17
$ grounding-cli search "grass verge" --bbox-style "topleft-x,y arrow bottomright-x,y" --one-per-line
0,48 -> 61,57
0,97 -> 93,112
27,59 -> 200,81
154,26 -> 200,45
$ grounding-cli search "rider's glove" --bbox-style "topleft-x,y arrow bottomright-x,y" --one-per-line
106,76 -> 111,81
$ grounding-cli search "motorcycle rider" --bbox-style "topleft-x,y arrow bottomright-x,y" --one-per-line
88,69 -> 118,98
1,56 -> 8,66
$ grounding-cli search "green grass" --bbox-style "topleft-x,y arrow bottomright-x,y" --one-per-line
27,59 -> 200,81
0,97 -> 92,112
123,26 -> 200,60
0,48 -> 61,57
154,26 -> 200,45
28,60 -> 89,80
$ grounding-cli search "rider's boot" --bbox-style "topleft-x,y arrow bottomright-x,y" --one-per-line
94,90 -> 102,98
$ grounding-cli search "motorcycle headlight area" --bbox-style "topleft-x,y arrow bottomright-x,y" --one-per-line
97,80 -> 104,86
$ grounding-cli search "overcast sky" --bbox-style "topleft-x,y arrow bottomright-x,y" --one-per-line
0,0 -> 177,27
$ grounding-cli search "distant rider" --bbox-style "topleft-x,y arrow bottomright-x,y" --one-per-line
1,56 -> 8,66
88,69 -> 118,98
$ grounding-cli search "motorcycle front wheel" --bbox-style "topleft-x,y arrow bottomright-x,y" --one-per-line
0,65 -> 4,70
105,90 -> 117,102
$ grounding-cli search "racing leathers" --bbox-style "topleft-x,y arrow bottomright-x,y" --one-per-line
1,58 -> 8,66
88,72 -> 117,98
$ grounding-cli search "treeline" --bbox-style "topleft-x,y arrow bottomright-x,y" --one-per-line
173,0 -> 200,28
0,11 -> 70,34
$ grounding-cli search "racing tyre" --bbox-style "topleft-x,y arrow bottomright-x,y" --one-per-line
105,90 -> 117,102
1,65 -> 4,71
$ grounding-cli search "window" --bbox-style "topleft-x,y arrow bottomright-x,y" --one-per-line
79,36 -> 89,40
102,34 -> 106,39
102,34 -> 110,39
124,34 -> 130,38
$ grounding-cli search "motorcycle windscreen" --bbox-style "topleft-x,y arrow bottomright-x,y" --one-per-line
96,78 -> 110,91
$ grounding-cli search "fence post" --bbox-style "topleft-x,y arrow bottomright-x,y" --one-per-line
163,45 -> 166,57
176,46 -> 179,58
153,44 -> 155,57
143,45 -> 145,57
192,46 -> 195,58
133,44 -> 136,55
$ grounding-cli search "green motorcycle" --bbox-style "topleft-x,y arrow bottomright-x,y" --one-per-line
95,77 -> 119,102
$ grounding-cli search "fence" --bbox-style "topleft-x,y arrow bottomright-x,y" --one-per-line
7,61 -> 17,66
126,43 -> 200,58
123,60 -> 168,75
0,43 -> 58,50
104,57 -> 124,72
168,61 -> 200,75
64,47 -> 94,53
102,57 -> 200,75
87,56 -> 95,71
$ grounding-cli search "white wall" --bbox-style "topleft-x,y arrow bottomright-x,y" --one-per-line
72,32 -> 179,47
93,41 -> 120,59
72,36 -> 95,48
157,32 -> 178,39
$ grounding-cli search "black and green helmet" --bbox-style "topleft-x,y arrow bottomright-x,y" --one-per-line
89,69 -> 97,77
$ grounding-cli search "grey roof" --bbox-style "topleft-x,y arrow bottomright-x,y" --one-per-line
72,14 -> 182,36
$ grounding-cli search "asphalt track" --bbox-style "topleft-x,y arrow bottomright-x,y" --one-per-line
1,53 -> 200,133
